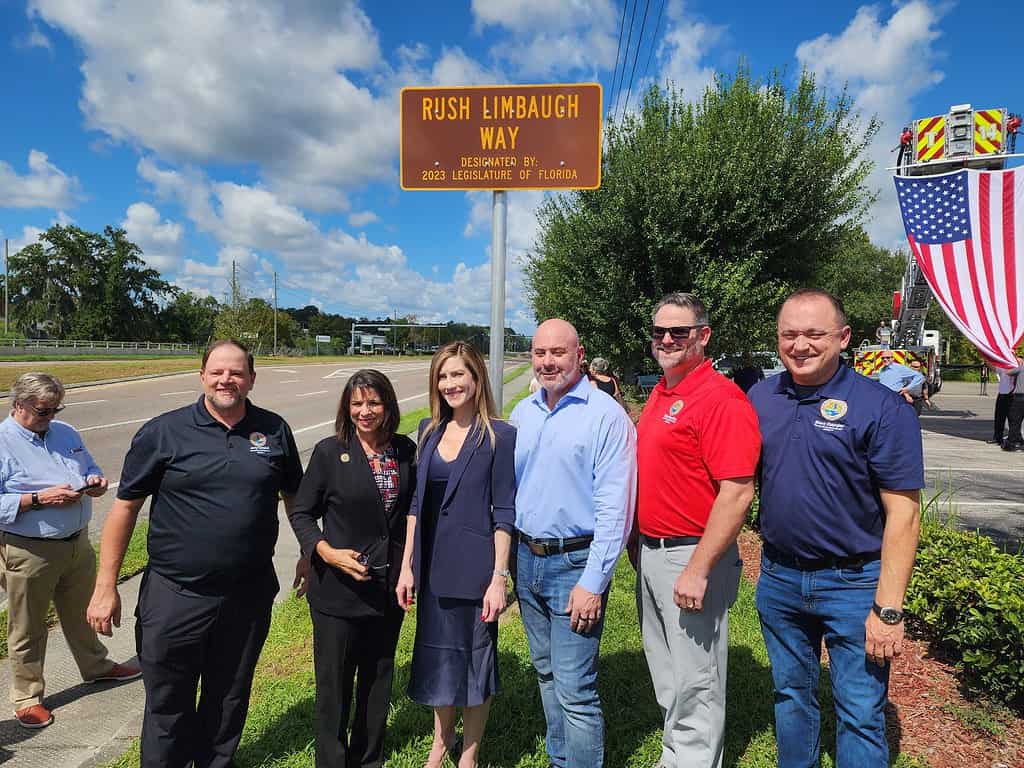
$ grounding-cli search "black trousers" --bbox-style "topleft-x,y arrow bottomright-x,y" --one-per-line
994,392 -> 1013,440
1008,394 -> 1024,445
135,568 -> 273,768
311,604 -> 404,768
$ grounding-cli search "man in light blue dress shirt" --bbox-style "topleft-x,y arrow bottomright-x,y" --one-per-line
510,318 -> 637,768
877,351 -> 925,405
0,373 -> 139,729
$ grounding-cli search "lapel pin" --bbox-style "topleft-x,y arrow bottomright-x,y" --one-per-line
340,453 -> 350,463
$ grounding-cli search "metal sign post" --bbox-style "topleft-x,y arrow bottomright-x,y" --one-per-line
488,191 -> 508,411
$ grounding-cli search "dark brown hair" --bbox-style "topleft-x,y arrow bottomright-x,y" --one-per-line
335,369 -> 400,444
202,339 -> 255,375
779,288 -> 849,326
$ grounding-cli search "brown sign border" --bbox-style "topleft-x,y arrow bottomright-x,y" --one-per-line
399,82 -> 603,192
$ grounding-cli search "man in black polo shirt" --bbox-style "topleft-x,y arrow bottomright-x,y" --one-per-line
87,340 -> 304,768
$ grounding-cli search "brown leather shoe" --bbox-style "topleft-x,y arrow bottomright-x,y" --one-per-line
15,703 -> 54,729
88,661 -> 142,683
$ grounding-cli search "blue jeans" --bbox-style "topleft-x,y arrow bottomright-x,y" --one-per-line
516,541 -> 608,768
755,551 -> 889,768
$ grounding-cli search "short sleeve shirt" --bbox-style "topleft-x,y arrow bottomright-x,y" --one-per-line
748,363 -> 924,559
118,397 -> 303,592
637,360 -> 761,537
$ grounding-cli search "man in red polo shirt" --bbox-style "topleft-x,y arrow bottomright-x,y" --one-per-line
634,292 -> 761,768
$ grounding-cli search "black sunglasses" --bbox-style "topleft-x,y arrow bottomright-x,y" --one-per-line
651,325 -> 705,342
21,402 -> 65,418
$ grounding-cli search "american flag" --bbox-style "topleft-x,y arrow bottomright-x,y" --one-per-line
894,168 -> 1024,369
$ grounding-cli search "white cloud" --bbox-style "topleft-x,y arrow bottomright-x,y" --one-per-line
29,0 -> 393,211
15,24 -> 53,52
471,0 -> 619,78
121,202 -> 184,274
657,1 -> 722,102
795,1 -> 946,246
0,150 -> 84,209
347,210 -> 379,228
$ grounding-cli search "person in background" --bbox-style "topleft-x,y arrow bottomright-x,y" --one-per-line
730,353 -> 765,394
397,342 -> 516,768
877,351 -> 925,406
1002,357 -> 1024,452
979,364 -> 989,396
510,318 -> 637,768
992,363 -> 1019,445
907,359 -> 931,416
288,370 -> 416,768
587,358 -> 621,399
87,340 -> 304,768
1,372 -> 140,729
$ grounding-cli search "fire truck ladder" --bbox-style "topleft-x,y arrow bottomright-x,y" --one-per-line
894,253 -> 931,348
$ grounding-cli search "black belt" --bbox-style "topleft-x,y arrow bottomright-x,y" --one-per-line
641,534 -> 701,549
4,528 -> 82,543
763,543 -> 879,571
519,533 -> 593,557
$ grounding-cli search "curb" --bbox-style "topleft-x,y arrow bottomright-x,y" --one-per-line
0,369 -> 198,400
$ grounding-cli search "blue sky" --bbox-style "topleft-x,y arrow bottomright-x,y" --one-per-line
0,0 -> 1019,333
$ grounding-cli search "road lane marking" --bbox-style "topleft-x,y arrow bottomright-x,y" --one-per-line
290,392 -> 429,436
296,390 -> 329,397
161,390 -> 195,396
272,369 -> 297,373
927,466 -> 1024,473
79,417 -> 150,432
278,379 -> 301,383
66,400 -> 108,406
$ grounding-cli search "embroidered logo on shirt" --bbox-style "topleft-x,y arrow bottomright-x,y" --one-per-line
249,432 -> 270,454
819,399 -> 848,421
662,399 -> 684,424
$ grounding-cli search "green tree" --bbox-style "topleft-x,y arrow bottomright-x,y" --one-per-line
8,225 -> 173,340
160,291 -> 221,345
525,68 -> 877,374
214,297 -> 299,354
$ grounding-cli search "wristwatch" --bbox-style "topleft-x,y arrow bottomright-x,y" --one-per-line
872,602 -> 904,625
494,569 -> 511,580
30,492 -> 42,510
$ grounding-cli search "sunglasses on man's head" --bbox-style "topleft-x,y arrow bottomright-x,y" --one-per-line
651,325 -> 705,342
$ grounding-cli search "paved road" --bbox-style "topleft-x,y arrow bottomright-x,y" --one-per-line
1,359 -> 512,541
918,380 -> 1024,548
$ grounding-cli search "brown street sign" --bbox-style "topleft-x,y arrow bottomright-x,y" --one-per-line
400,83 -> 602,191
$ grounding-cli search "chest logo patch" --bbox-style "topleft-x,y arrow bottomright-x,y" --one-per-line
820,399 -> 848,421
340,452 -> 351,463
662,399 -> 684,424
249,432 -> 270,454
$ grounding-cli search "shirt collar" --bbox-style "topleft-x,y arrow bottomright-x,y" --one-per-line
531,372 -> 591,412
658,358 -> 714,396
2,414 -> 46,442
192,395 -> 252,429
777,360 -> 855,401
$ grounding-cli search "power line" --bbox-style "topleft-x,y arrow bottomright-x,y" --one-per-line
612,0 -> 640,122
608,0 -> 631,119
621,0 -> 653,120
640,0 -> 667,92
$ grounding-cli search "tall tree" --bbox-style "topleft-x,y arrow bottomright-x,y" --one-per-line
526,68 -> 878,374
160,291 -> 221,345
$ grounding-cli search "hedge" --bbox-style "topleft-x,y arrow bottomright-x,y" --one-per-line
905,521 -> 1024,707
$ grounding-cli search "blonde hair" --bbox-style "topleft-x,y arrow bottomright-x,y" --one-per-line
419,341 -> 499,457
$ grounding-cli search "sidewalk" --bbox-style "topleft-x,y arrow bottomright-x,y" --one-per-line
0,369 -> 534,768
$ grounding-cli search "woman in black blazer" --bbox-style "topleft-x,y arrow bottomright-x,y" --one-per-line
396,342 -> 516,768
288,370 -> 415,768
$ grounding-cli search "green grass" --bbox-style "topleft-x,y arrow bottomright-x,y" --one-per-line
398,406 -> 431,436
98,555 -> 932,768
502,363 -> 530,384
0,521 -> 149,659
502,385 -> 532,418
941,700 -> 1011,738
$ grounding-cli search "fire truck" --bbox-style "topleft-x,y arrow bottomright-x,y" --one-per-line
853,104 -> 1022,390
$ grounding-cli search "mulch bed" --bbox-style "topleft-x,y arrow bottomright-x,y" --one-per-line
736,530 -> 1024,768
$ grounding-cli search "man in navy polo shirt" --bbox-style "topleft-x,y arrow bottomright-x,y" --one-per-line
748,289 -> 923,768
86,340 -> 304,768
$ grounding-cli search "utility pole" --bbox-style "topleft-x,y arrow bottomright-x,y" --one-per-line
4,239 -> 8,335
231,260 -> 239,309
273,271 -> 278,356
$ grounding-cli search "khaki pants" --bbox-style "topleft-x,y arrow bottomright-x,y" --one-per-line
1,531 -> 112,709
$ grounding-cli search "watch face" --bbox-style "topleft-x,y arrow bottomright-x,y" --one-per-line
879,607 -> 903,624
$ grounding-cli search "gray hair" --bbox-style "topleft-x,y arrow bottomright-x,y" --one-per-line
590,357 -> 610,374
11,372 -> 65,406
652,292 -> 709,325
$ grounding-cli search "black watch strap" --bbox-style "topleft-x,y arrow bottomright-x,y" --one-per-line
30,492 -> 42,510
872,601 -> 904,624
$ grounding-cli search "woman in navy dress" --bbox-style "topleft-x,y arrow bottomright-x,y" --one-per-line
396,342 -> 516,768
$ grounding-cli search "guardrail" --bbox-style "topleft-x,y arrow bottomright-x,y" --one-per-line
0,338 -> 194,352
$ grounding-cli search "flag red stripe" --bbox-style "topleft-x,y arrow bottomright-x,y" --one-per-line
963,238 -> 1001,358
1004,169 -> 1018,326
940,243 -> 970,328
977,173 -> 1000,335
